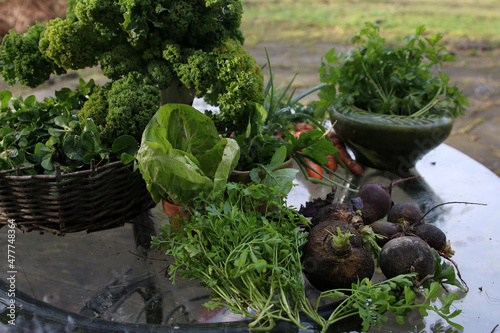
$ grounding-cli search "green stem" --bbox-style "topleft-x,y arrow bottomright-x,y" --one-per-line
361,62 -> 389,103
289,83 -> 327,107
410,85 -> 442,117
248,285 -> 276,329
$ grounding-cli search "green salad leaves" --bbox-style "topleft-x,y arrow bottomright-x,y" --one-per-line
137,104 -> 240,206
0,79 -> 138,175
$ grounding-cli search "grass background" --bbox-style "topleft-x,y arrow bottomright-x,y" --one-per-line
240,0 -> 500,47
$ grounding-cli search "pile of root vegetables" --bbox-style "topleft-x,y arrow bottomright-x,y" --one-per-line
300,177 -> 468,293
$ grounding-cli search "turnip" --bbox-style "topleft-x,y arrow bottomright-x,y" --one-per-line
402,201 -> 485,256
379,236 -> 435,281
302,220 -> 374,291
411,223 -> 449,254
310,203 -> 364,230
387,202 -> 425,227
351,177 -> 420,224
351,183 -> 392,224
369,221 -> 403,247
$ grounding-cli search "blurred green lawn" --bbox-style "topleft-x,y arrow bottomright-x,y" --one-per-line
240,0 -> 500,47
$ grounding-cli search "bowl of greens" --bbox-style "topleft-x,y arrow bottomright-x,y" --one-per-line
320,23 -> 468,173
329,106 -> 454,173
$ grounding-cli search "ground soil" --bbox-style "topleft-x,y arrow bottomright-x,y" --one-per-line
0,0 -> 67,36
1,1 -> 499,176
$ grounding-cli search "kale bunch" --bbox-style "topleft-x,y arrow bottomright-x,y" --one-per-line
0,0 -> 264,143
78,72 -> 160,146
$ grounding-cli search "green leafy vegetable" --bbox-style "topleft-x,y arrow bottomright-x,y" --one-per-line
202,39 -> 265,136
152,168 -> 311,331
226,51 -> 354,188
0,0 -> 263,133
0,79 -> 138,175
136,103 -> 240,206
318,22 -> 469,118
422,249 -> 469,292
0,22 -> 67,88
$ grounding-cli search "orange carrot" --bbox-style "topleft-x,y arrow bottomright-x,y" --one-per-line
294,130 -> 305,139
324,154 -> 338,172
305,158 -> 324,180
294,123 -> 315,133
298,147 -> 323,180
329,132 -> 364,176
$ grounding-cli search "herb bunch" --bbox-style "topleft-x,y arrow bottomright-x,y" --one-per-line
152,147 -> 308,330
232,53 -> 327,172
231,53 -> 354,188
318,23 -> 469,118
316,275 -> 463,332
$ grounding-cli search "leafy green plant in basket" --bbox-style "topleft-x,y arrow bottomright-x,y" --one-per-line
317,22 -> 469,118
0,79 -> 139,175
136,103 -> 240,207
151,149 -> 464,332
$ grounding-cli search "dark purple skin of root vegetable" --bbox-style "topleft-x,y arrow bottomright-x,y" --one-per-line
310,203 -> 364,230
410,223 -> 447,252
302,220 -> 375,291
351,183 -> 393,224
304,247 -> 375,291
352,177 -> 422,225
369,221 -> 403,247
387,202 -> 425,227
379,236 -> 436,281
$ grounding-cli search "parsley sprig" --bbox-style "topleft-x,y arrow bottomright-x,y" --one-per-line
319,23 -> 469,118
316,275 -> 463,331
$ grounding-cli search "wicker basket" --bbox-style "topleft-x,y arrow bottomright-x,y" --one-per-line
0,160 -> 155,234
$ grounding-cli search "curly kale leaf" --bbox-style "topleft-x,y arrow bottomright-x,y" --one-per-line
146,59 -> 176,91
0,23 -> 66,88
38,18 -> 106,70
1,0 -> 259,124
78,73 -> 160,147
172,49 -> 217,96
120,0 -> 244,49
102,72 -> 160,145
74,0 -> 123,32
203,39 -> 264,135
100,43 -> 145,81
78,82 -> 113,134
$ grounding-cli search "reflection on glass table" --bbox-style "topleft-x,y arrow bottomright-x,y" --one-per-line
1,144 -> 499,333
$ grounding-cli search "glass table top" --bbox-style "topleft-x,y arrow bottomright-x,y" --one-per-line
1,144 -> 499,333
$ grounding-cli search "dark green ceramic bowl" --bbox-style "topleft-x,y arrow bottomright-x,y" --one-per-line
329,106 -> 454,174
